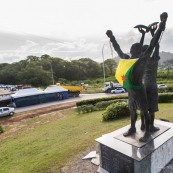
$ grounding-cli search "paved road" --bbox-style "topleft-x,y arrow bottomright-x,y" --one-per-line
15,93 -> 127,113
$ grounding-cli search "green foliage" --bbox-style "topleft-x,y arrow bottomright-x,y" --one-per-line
76,104 -> 96,114
102,102 -> 130,121
101,59 -> 117,76
0,125 -> 4,133
76,95 -> 128,107
157,69 -> 173,82
0,56 -> 117,87
76,99 -> 127,114
1,54 -> 173,90
158,93 -> 173,103
77,93 -> 173,108
158,86 -> 173,93
95,99 -> 127,110
157,80 -> 173,84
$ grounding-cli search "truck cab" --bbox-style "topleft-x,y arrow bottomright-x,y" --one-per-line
104,82 -> 123,93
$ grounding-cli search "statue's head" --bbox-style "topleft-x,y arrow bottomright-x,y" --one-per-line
130,43 -> 142,58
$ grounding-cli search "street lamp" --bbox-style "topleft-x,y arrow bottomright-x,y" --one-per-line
50,62 -> 55,85
102,43 -> 106,85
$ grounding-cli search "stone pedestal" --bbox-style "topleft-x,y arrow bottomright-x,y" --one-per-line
96,120 -> 173,173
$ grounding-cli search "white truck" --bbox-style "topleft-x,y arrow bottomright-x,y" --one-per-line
104,82 -> 123,93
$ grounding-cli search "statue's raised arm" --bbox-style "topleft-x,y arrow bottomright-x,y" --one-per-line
134,24 -> 149,45
144,12 -> 168,57
106,30 -> 130,59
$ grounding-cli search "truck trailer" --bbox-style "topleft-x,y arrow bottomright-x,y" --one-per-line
55,83 -> 82,97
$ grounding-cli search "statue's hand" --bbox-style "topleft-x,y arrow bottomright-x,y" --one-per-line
106,30 -> 113,38
160,12 -> 168,22
138,27 -> 145,34
159,12 -> 168,31
150,24 -> 157,36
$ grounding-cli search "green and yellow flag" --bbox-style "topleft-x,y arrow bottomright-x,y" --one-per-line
115,58 -> 141,90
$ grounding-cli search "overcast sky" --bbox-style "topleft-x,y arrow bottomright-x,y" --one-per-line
0,0 -> 173,63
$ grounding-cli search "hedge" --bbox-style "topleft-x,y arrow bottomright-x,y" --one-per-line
76,95 -> 128,107
76,93 -> 173,107
76,99 -> 127,114
158,87 -> 173,93
76,104 -> 96,114
95,99 -> 127,110
158,93 -> 173,103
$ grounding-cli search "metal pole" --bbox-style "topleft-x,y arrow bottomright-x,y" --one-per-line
102,43 -> 106,85
50,62 -> 55,85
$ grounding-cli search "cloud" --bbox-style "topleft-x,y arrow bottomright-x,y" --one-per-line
0,27 -> 173,64
0,39 -> 39,63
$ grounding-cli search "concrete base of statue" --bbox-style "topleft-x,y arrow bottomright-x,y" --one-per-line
96,120 -> 173,173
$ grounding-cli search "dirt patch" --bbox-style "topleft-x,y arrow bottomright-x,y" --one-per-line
60,144 -> 99,173
0,102 -> 76,141
0,102 -> 76,124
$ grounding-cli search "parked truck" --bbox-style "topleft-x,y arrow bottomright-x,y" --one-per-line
104,82 -> 123,93
56,83 -> 82,97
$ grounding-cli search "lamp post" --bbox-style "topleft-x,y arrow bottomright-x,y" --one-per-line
50,62 -> 55,85
102,43 -> 106,85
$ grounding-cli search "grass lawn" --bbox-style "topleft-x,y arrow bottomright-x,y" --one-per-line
0,103 -> 173,173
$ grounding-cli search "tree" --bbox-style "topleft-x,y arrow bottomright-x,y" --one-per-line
103,59 -> 117,76
26,55 -> 40,62
77,58 -> 102,79
19,62 -> 51,87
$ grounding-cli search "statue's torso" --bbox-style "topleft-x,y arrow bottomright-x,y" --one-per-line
143,56 -> 160,87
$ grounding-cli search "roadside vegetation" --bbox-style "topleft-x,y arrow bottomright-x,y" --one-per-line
1,103 -> 173,173
0,56 -> 116,88
0,54 -> 172,91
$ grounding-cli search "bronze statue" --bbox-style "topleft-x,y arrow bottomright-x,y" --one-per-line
136,22 -> 160,132
106,12 -> 168,142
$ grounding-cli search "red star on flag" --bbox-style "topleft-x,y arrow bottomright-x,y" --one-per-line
121,75 -> 126,82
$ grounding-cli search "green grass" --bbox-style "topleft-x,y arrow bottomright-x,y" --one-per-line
0,109 -> 129,173
155,103 -> 173,121
1,103 -> 173,173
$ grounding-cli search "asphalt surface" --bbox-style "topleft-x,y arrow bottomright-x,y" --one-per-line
15,93 -> 127,113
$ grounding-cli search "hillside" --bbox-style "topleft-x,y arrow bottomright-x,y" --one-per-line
114,51 -> 173,64
160,51 -> 173,64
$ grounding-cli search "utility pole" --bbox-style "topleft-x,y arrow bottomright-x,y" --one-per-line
50,62 -> 55,85
102,43 -> 106,85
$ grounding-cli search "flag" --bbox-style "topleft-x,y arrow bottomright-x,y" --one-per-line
115,58 -> 141,90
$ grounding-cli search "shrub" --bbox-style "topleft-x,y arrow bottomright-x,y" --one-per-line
76,99 -> 128,114
76,95 -> 128,107
158,86 -> 173,93
158,93 -> 173,103
76,104 -> 96,114
95,99 -> 127,110
102,102 -> 130,121
0,125 -> 4,133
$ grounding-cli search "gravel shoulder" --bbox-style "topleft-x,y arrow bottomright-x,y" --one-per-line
61,144 -> 99,173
